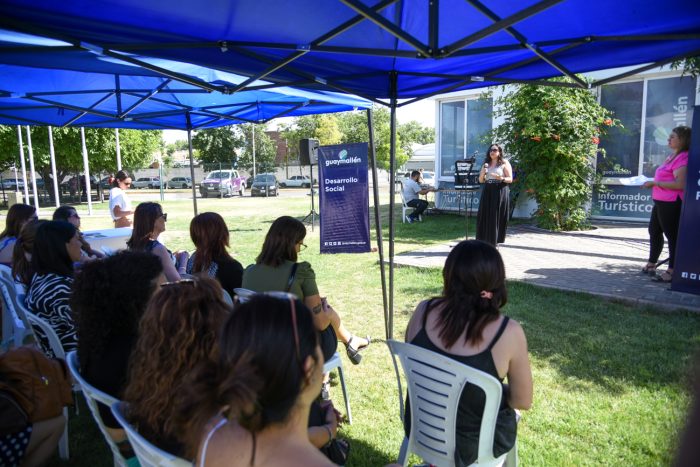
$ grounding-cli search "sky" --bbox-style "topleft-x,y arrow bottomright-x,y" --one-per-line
161,98 -> 436,144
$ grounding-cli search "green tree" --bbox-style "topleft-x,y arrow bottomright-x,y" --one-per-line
671,56 -> 700,78
492,79 -> 620,231
398,120 -> 435,156
0,125 -> 159,191
237,124 -> 277,174
192,126 -> 243,167
314,114 -> 342,145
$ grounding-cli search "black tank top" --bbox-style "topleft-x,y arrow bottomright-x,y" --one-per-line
406,301 -> 517,466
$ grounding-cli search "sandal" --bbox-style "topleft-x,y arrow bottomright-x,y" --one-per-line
652,271 -> 673,283
345,335 -> 371,365
641,263 -> 657,275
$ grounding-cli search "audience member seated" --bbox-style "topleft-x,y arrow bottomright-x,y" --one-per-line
0,411 -> 65,467
71,251 -> 163,448
123,277 -> 229,458
186,212 -> 243,298
404,240 -> 533,465
174,294 -> 334,467
26,221 -> 83,354
0,203 -> 37,266
242,216 -> 370,370
127,202 -> 188,282
11,219 -> 47,287
52,205 -> 104,259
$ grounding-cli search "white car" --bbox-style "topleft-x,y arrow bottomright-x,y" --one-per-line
280,175 -> 313,188
167,176 -> 193,189
132,176 -> 163,189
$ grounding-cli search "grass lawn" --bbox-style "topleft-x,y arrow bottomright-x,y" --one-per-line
35,192 -> 699,466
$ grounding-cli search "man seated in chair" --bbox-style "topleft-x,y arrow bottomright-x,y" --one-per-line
402,170 -> 436,223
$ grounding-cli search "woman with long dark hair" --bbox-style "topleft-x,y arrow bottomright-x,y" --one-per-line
109,170 -> 133,228
11,219 -> 47,287
124,277 -> 230,457
405,240 -> 532,465
174,294 -> 333,466
476,144 -> 513,245
242,216 -> 370,367
127,202 -> 188,282
0,203 -> 37,265
26,220 -> 83,353
642,126 -> 691,282
186,212 -> 243,298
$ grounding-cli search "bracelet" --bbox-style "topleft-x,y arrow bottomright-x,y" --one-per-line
323,424 -> 333,446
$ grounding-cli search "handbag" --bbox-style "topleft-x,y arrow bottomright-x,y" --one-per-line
0,390 -> 29,436
0,346 -> 73,422
321,438 -> 350,465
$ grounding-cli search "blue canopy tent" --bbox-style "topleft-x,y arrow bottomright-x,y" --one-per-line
0,33 -> 371,215
1,0 -> 699,336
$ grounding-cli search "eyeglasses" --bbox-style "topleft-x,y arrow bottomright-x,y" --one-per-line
489,148 -> 499,152
160,213 -> 168,222
124,182 -> 132,187
69,213 -> 80,219
299,243 -> 307,251
248,291 -> 302,366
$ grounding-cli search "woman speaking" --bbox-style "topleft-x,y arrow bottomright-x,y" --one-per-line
476,144 -> 513,246
641,126 -> 691,283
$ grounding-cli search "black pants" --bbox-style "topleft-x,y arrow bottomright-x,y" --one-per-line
407,198 -> 428,219
648,198 -> 683,268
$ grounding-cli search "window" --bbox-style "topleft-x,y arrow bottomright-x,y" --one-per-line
439,98 -> 492,177
598,81 -> 643,177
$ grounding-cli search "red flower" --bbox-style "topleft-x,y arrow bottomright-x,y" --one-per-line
531,136 -> 541,142
603,118 -> 613,126
525,188 -> 534,194
551,134 -> 560,141
591,136 -> 600,145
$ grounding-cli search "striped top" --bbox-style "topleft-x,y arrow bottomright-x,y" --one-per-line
26,273 -> 77,355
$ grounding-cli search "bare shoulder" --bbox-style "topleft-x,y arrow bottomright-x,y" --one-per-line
199,421 -> 251,467
405,299 -> 431,342
504,317 -> 528,347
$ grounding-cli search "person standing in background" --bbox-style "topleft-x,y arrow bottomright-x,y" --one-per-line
109,170 -> 133,228
641,126 -> 691,283
476,144 -> 513,246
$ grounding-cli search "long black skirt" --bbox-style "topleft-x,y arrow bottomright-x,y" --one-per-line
476,182 -> 510,245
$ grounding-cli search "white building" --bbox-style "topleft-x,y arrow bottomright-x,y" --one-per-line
433,66 -> 698,221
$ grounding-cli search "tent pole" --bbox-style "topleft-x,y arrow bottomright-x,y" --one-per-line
367,108 -> 389,339
252,124 -> 256,179
388,71 -> 398,340
186,118 -> 198,216
115,128 -> 122,170
48,126 -> 60,208
24,127 -> 40,212
80,127 -> 93,215
16,126 -> 29,205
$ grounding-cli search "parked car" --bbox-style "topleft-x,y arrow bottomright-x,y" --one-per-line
99,176 -> 113,189
167,176 -> 193,189
280,175 -> 313,188
132,176 -> 162,189
199,170 -> 246,197
1,178 -> 24,190
250,174 -> 280,197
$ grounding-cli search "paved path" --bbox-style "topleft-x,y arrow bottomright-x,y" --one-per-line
392,222 -> 700,312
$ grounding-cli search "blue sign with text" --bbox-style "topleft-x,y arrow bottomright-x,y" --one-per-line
671,108 -> 699,295
318,143 -> 370,254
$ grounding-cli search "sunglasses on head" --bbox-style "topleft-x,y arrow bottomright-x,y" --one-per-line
160,278 -> 195,288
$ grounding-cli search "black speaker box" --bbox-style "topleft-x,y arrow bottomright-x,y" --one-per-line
299,138 -> 319,165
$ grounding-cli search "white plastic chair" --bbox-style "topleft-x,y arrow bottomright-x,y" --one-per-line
0,267 -> 29,349
387,340 -> 516,467
111,402 -> 192,467
66,351 -> 130,467
24,311 -> 71,460
234,287 -> 352,424
399,190 -> 422,223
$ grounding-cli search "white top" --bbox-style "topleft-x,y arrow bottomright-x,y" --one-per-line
485,163 -> 506,180
402,178 -> 422,202
108,186 -> 131,220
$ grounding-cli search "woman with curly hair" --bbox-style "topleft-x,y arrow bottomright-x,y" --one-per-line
26,220 -> 83,353
186,212 -> 243,299
124,277 -> 229,457
405,240 -> 532,465
71,251 -> 163,444
173,294 -> 334,466
127,202 -> 188,282
0,203 -> 37,265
